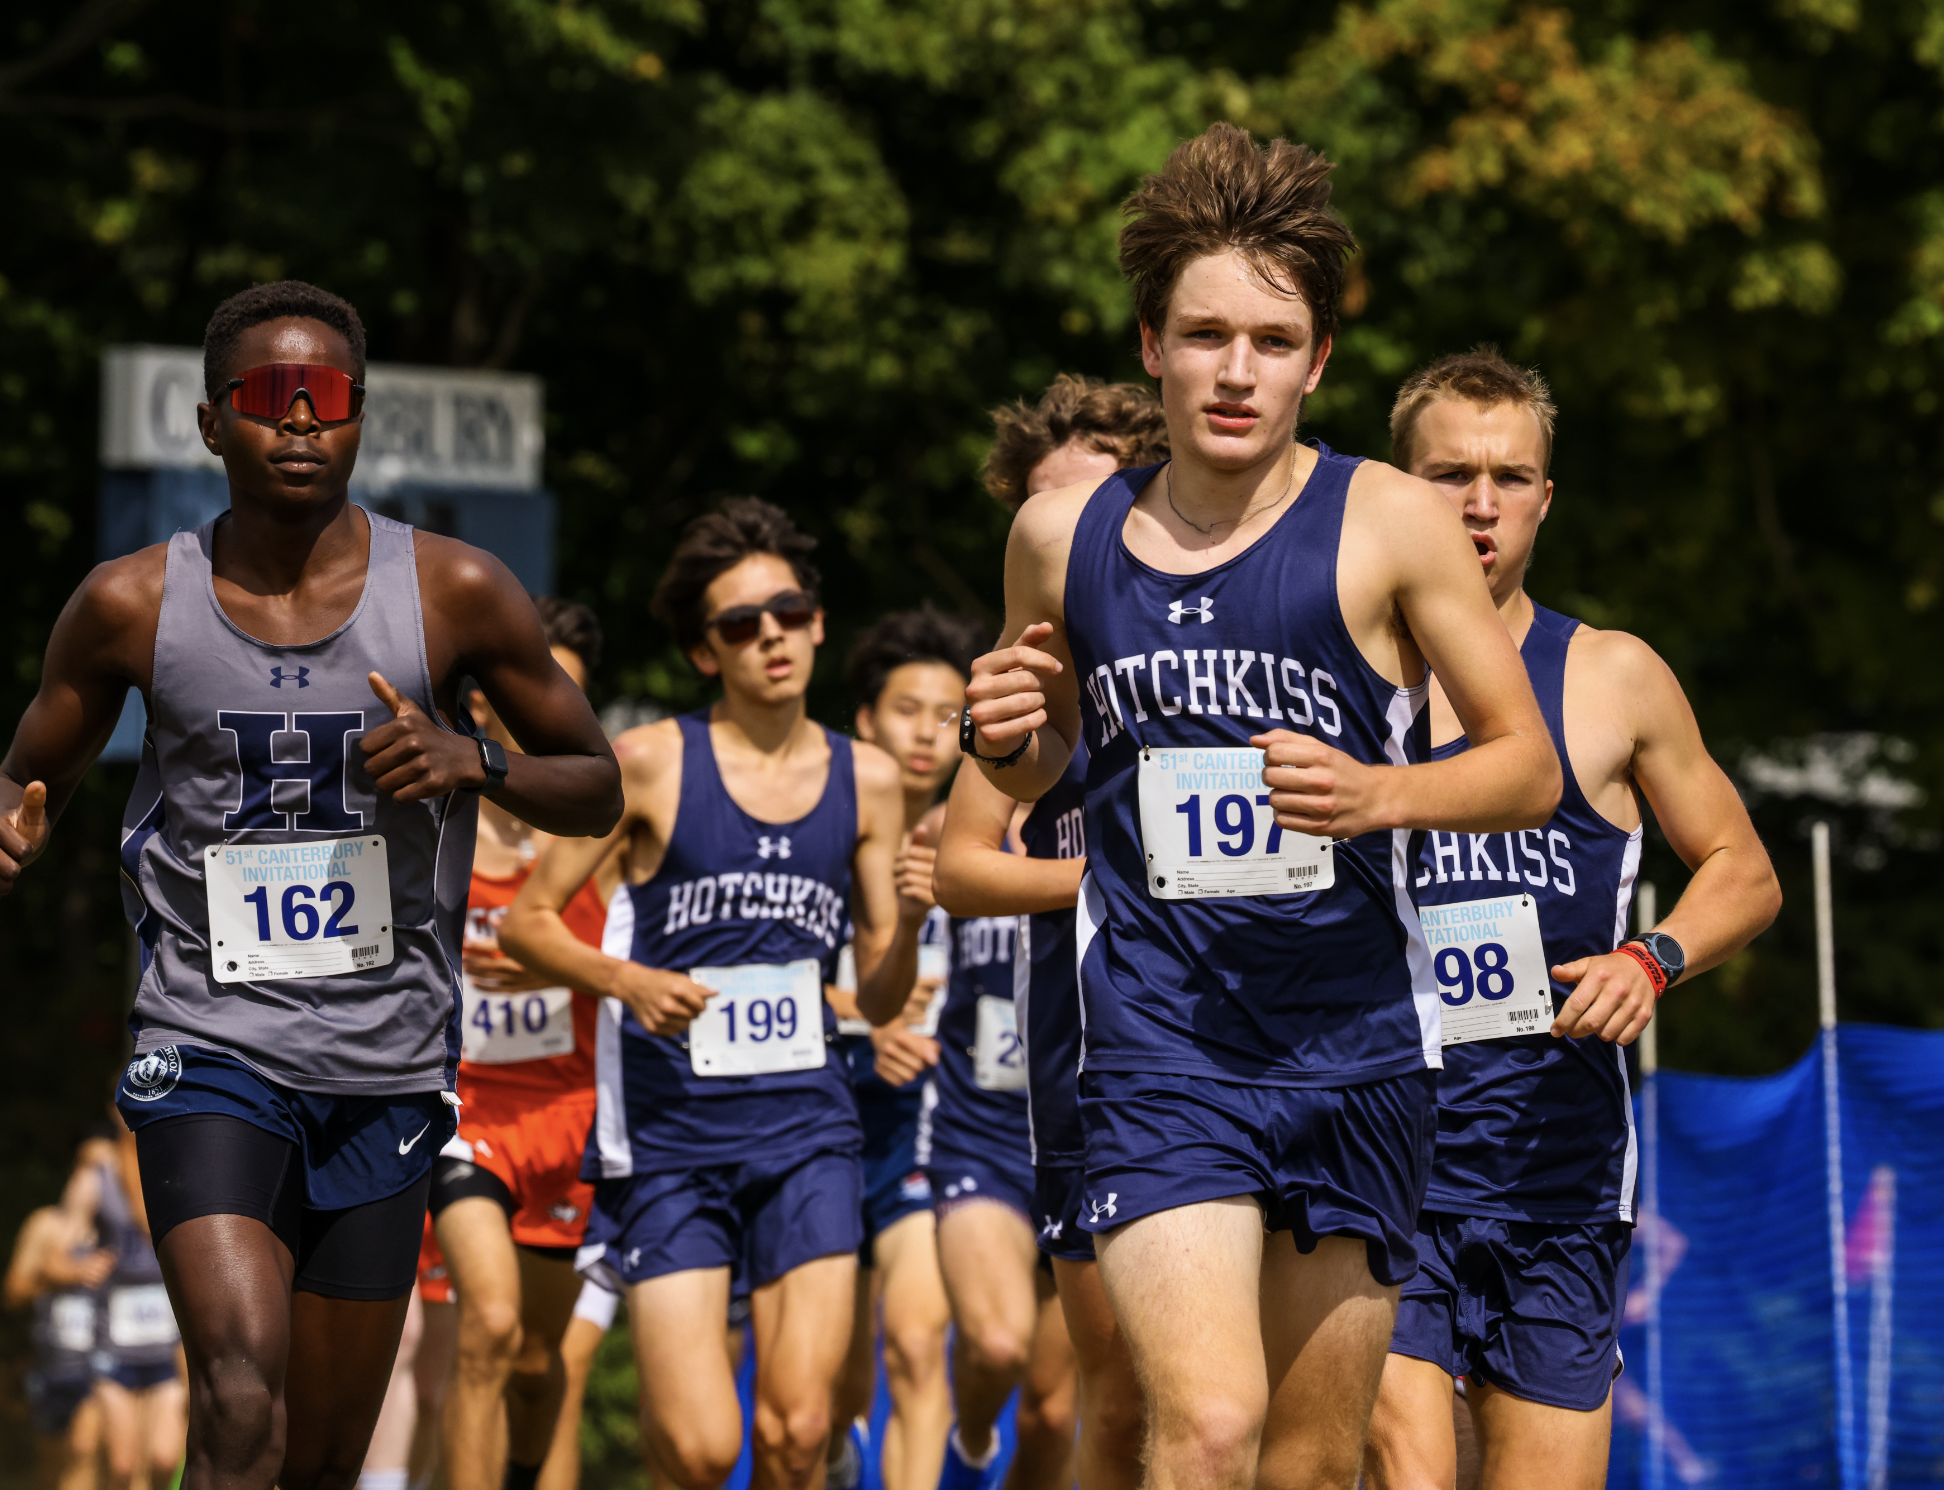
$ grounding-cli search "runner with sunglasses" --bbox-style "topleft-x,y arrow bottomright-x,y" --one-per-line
0,280 -> 623,1490
499,498 -> 929,1490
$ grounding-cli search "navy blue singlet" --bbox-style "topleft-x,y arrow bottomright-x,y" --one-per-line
1019,743 -> 1088,1167
925,910 -> 1029,1157
1414,605 -> 1639,1223
588,711 -> 861,1177
1063,449 -> 1435,1087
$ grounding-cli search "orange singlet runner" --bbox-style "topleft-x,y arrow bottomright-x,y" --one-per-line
418,863 -> 608,1298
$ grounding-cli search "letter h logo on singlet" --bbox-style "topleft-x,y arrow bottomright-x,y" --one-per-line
218,712 -> 365,831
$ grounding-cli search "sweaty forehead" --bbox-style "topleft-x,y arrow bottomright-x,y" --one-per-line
1166,249 -> 1312,333
223,317 -> 358,381
704,552 -> 802,612
1412,397 -> 1547,469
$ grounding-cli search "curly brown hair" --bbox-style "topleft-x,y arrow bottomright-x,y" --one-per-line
1389,347 -> 1557,475
1118,122 -> 1356,343
981,374 -> 1169,510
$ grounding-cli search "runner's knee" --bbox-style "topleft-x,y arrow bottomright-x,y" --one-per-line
458,1294 -> 523,1365
959,1315 -> 1031,1378
752,1393 -> 833,1472
1147,1391 -> 1263,1480
882,1315 -> 947,1386
650,1418 -> 742,1490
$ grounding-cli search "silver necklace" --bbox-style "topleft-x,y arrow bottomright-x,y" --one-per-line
1164,452 -> 1297,537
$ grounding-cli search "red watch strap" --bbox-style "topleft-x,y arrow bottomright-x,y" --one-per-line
1614,941 -> 1669,998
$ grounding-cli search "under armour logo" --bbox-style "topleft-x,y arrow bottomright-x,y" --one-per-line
269,666 -> 310,688
757,835 -> 792,860
625,1247 -> 642,1269
1088,1193 -> 1118,1222
1040,1216 -> 1064,1241
1167,598 -> 1215,625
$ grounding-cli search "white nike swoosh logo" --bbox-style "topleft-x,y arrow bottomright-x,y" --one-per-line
399,1122 -> 431,1155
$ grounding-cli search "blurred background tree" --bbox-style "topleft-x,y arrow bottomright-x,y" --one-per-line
3,0 -> 1943,1471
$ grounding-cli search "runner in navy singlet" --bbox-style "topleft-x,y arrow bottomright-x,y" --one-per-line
0,281 -> 621,1490
1363,352 -> 1780,1490
926,377 -> 1168,1490
827,609 -> 984,1490
958,124 -> 1561,1489
499,499 -> 929,1490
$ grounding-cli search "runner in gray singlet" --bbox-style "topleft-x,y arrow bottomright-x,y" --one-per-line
123,511 -> 474,1093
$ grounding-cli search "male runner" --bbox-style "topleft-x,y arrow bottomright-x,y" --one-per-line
981,374 -> 1168,510
829,609 -> 984,1490
0,281 -> 622,1490
923,778 -> 1078,1490
430,597 -> 620,1490
499,498 -> 927,1490
928,377 -> 1169,1490
959,124 -> 1561,1490
1362,350 -> 1781,1490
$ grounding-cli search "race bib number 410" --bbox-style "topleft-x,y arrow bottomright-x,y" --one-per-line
1423,893 -> 1554,1045
462,981 -> 576,1065
688,959 -> 826,1077
205,836 -> 394,983
1137,748 -> 1334,901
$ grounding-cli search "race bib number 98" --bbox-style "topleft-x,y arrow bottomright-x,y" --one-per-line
1423,893 -> 1555,1045
688,959 -> 826,1077
205,836 -> 395,983
1137,748 -> 1334,900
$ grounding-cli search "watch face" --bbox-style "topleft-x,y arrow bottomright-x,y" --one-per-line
1644,932 -> 1685,975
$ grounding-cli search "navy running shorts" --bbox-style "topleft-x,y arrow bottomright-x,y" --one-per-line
116,1042 -> 453,1213
1033,1163 -> 1095,1263
1390,1211 -> 1632,1413
1077,1068 -> 1437,1287
926,1141 -> 1035,1226
858,1089 -> 932,1262
576,1147 -> 862,1292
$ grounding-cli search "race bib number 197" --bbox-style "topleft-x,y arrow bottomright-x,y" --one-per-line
1137,748 -> 1334,901
205,836 -> 395,983
1423,893 -> 1555,1045
688,959 -> 826,1077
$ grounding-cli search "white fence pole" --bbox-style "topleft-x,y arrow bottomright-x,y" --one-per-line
1637,880 -> 1664,1490
1815,821 -> 1856,1488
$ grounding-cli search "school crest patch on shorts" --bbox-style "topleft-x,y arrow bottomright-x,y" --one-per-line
122,1046 -> 182,1103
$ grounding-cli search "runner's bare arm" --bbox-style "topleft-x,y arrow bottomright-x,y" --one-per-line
1264,464 -> 1559,838
852,742 -> 928,1026
933,763 -> 1084,917
0,551 -> 166,897
500,728 -> 711,1035
961,484 -> 1087,802
1550,632 -> 1782,1043
378,534 -> 621,836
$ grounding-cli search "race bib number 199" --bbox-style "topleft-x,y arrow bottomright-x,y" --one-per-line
688,959 -> 826,1077
205,836 -> 395,983
1137,748 -> 1334,901
1423,893 -> 1555,1045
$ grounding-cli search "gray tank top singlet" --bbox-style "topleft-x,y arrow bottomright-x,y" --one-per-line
119,509 -> 477,1094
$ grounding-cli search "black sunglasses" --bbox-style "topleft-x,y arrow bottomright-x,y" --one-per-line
705,590 -> 818,646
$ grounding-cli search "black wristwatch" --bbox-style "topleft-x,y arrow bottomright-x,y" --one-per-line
958,709 -> 1032,769
1623,931 -> 1686,994
472,736 -> 509,792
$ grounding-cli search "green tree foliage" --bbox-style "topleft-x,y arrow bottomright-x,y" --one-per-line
2,0 -> 1941,1244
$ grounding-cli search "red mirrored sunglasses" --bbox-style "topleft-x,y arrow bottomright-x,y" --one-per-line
224,363 -> 366,423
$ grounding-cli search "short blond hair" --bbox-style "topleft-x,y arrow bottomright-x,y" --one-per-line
1390,347 -> 1556,474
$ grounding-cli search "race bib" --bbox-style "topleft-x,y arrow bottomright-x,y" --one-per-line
1422,893 -> 1555,1045
1137,748 -> 1334,900
688,959 -> 826,1077
205,836 -> 394,983
461,980 -> 576,1064
974,995 -> 1027,1092
49,1294 -> 95,1353
106,1284 -> 177,1350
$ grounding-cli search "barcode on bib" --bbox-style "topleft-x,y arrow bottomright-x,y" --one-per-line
1288,865 -> 1320,883
351,944 -> 382,966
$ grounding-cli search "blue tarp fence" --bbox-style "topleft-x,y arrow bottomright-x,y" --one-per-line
1610,1023 -> 1944,1488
